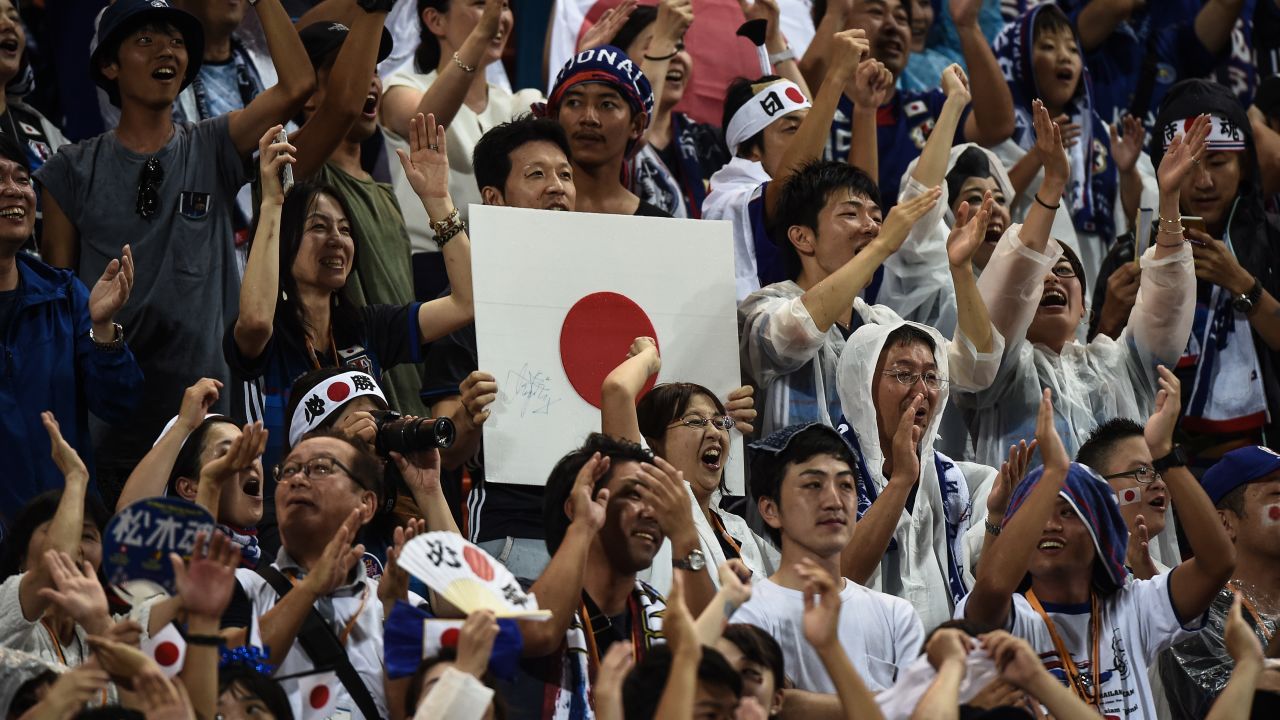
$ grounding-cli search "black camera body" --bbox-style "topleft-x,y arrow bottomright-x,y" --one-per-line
370,411 -> 456,457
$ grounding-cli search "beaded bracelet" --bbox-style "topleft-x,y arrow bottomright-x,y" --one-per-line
452,52 -> 476,74
430,207 -> 466,248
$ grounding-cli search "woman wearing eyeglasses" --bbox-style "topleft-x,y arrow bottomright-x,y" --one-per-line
950,102 -> 1199,470
600,336 -> 779,598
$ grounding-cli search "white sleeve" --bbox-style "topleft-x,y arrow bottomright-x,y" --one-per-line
738,292 -> 827,386
976,224 -> 1063,352
413,666 -> 495,720
1128,570 -> 1208,660
0,573 -> 40,652
879,175 -> 957,333
945,326 -> 1004,393
1124,243 -> 1196,368
893,600 -> 926,663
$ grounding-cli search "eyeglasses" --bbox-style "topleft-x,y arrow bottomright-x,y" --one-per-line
1051,264 -> 1077,279
273,456 -> 356,483
135,157 -> 163,219
1103,465 -> 1162,485
668,414 -> 735,431
880,369 -> 948,390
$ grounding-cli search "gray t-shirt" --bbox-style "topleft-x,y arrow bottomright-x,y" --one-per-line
36,116 -> 246,467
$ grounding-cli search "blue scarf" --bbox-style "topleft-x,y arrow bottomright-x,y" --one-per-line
993,5 -> 1117,243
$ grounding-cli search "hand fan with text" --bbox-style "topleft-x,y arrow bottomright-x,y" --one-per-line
397,532 -> 550,620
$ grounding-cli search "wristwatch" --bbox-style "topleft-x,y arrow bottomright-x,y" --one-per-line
1232,277 -> 1263,314
672,548 -> 706,572
1152,446 -> 1189,473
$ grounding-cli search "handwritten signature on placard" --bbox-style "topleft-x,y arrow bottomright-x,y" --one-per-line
507,364 -> 561,417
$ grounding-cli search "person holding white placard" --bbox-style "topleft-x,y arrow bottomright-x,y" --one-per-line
600,337 -> 779,599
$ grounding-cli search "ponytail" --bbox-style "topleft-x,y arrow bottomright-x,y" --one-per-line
414,0 -> 451,73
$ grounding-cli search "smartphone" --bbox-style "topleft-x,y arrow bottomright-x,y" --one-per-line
276,130 -> 294,195
1182,216 -> 1206,235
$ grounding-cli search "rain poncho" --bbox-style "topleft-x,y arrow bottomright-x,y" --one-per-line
834,319 -> 998,631
883,143 -> 1017,337
740,286 -> 1003,440
952,222 -> 1195,469
1156,587 -> 1280,720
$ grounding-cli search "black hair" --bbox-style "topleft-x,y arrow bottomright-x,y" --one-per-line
749,426 -> 858,546
262,181 -> 364,362
9,671 -> 58,719
168,415 -> 241,496
921,619 -> 986,652
1055,241 -> 1088,303
1217,483 -> 1249,516
1031,4 -> 1073,42
775,160 -> 881,279
1075,418 -> 1145,476
612,5 -> 659,58
414,0 -> 451,73
944,147 -> 996,211
722,75 -> 781,158
636,383 -> 729,493
0,490 -> 111,578
883,323 -> 937,355
622,645 -> 742,720
283,367 -> 390,453
219,664 -> 295,720
404,649 -> 507,719
542,433 -> 655,556
472,114 -> 573,196
291,427 -> 385,503
721,623 -> 785,689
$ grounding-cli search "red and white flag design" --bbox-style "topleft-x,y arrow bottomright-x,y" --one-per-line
296,670 -> 339,720
422,619 -> 464,657
143,622 -> 187,678
1117,487 -> 1142,506
1264,504 -> 1280,526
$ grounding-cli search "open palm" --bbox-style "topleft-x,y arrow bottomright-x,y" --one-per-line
397,113 -> 450,200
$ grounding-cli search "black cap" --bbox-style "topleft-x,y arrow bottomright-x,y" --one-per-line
90,0 -> 205,93
298,21 -> 394,70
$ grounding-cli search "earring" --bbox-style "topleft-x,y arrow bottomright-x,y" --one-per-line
281,290 -> 288,301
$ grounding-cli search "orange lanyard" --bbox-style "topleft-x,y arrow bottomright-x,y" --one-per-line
579,594 -> 641,682
42,619 -> 108,705
283,570 -> 369,645
1229,582 -> 1275,644
709,512 -> 741,557
304,332 -> 339,370
1026,590 -> 1102,707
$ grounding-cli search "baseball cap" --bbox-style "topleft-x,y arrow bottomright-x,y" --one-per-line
298,21 -> 394,70
1201,445 -> 1280,505
91,0 -> 204,93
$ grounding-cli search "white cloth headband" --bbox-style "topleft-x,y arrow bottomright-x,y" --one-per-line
1162,115 -> 1246,152
153,413 -> 219,448
724,80 -> 811,155
289,371 -> 387,448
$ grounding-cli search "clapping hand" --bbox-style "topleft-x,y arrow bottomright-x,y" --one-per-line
298,509 -> 365,597
39,550 -> 110,634
579,0 -> 637,52
878,186 -> 943,252
1110,114 -> 1145,174
1031,100 -> 1069,187
381,519 -> 426,616
89,245 -> 134,336
947,192 -> 994,269
1157,114 -> 1210,194
171,531 -> 241,619
1144,365 -> 1180,457
1035,389 -> 1068,473
988,439 -> 1036,520
1125,512 -> 1159,580
42,411 -> 88,485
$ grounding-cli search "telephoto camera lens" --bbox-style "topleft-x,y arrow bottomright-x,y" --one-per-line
372,412 -> 456,456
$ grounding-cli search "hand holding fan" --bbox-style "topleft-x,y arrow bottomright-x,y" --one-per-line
396,532 -> 551,620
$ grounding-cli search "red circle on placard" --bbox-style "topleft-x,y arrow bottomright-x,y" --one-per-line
441,628 -> 461,648
309,685 -> 330,709
785,86 -> 805,104
463,545 -> 495,582
154,641 -> 180,667
560,292 -> 658,408
327,382 -> 350,402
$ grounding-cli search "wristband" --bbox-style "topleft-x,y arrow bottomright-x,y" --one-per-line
430,207 -> 466,248
984,518 -> 1002,536
1034,193 -> 1060,210
768,46 -> 796,64
186,634 -> 223,647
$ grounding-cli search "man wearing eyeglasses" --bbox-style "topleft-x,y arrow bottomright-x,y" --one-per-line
223,428 -> 414,720
33,0 -> 315,509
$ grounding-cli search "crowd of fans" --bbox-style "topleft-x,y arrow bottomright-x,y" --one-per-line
3,0 -> 1280,718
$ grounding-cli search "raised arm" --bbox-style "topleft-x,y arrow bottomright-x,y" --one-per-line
1073,0 -> 1138,53
18,413 -> 91,622
740,0 -> 811,97
947,194 -> 997,356
911,65 -> 970,187
233,127 -> 293,361
1111,115 -> 1147,226
226,0 -> 317,157
173,532 -> 242,720
1146,367 -> 1235,623
639,0 -> 694,132
799,559 -> 885,720
118,378 -> 222,510
195,423 -> 267,520
799,186 -> 941,332
965,390 -> 1069,631
290,1 -> 388,180
600,337 -> 660,443
798,0 -> 850,89
952,0 -> 1014,145
1019,102 -> 1067,255
764,29 -> 869,219
382,0 -> 505,139
399,113 -> 475,342
1194,0 -> 1247,55
520,454 -> 609,657
846,58 -> 892,178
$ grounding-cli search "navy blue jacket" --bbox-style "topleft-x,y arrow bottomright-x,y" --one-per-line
0,253 -> 143,522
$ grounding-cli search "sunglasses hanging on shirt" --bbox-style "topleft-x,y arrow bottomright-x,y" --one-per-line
136,156 -> 163,219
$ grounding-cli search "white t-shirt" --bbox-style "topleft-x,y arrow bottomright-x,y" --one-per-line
382,70 -> 545,253
956,569 -> 1206,719
730,575 -> 923,693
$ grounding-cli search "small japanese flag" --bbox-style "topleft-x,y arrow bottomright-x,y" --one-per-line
422,619 -> 465,657
1264,504 -> 1280,526
296,670 -> 339,720
143,622 -> 187,678
1117,487 -> 1142,506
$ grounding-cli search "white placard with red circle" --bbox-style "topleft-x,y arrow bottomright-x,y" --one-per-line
469,205 -> 743,493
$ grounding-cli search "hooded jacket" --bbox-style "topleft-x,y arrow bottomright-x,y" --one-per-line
834,319 -> 997,632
